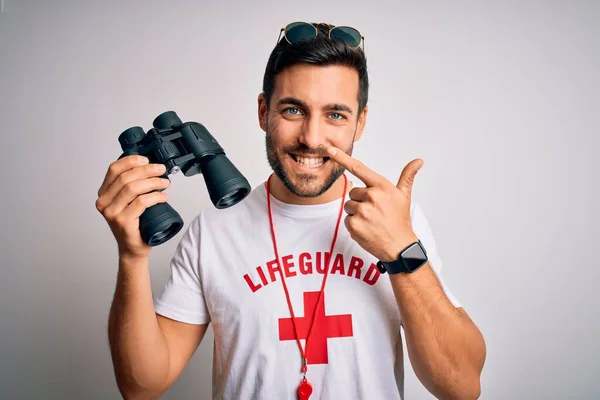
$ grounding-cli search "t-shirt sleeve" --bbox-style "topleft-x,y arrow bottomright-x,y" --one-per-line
154,213 -> 211,324
410,202 -> 462,308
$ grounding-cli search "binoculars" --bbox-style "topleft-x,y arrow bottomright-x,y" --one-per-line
118,111 -> 251,246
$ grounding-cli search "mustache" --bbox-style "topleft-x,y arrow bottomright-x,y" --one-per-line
283,144 -> 329,157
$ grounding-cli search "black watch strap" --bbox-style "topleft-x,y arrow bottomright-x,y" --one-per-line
376,240 -> 428,274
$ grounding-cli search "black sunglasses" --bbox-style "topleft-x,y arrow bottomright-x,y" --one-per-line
277,22 -> 364,50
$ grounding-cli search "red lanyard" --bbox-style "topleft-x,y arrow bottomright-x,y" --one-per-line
266,173 -> 348,399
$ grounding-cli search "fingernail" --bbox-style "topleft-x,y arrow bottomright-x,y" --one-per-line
138,156 -> 149,164
327,147 -> 338,156
154,164 -> 166,171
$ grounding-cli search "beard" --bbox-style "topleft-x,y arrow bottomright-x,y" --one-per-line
265,124 -> 354,198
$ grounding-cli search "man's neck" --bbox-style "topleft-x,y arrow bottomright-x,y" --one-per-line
268,174 -> 352,205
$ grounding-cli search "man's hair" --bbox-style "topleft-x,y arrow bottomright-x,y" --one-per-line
262,22 -> 369,114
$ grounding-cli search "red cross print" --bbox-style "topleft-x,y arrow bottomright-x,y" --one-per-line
278,291 -> 354,364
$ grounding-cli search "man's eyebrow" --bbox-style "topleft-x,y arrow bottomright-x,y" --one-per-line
277,97 -> 354,115
277,97 -> 307,108
324,103 -> 353,115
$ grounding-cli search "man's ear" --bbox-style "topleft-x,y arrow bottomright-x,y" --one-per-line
353,104 -> 368,142
258,93 -> 268,132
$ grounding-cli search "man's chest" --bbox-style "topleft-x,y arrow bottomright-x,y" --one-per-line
200,234 -> 402,357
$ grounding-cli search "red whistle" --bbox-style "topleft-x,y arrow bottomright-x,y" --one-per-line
298,378 -> 313,400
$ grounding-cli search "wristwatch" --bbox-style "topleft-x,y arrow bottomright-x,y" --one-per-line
376,240 -> 428,274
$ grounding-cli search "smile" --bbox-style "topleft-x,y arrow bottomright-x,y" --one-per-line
290,154 -> 330,169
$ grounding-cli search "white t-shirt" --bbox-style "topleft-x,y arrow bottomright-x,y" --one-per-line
154,178 -> 461,400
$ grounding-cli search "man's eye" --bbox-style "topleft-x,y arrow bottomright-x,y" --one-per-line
284,107 -> 301,115
330,113 -> 345,120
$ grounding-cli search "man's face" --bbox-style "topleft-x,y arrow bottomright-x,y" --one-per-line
258,64 -> 368,198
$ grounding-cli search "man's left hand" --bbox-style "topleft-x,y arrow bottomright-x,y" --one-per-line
326,145 -> 424,262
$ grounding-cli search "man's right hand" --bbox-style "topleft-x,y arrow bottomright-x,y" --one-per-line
95,155 -> 172,260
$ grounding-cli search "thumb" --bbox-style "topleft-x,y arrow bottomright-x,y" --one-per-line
396,158 -> 424,196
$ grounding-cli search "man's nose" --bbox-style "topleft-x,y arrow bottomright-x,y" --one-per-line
299,116 -> 327,149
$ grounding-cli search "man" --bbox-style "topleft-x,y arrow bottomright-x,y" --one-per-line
96,22 -> 486,400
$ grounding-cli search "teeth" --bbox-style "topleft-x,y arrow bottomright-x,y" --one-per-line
296,156 -> 324,168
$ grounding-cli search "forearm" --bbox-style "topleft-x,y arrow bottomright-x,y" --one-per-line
108,255 -> 170,399
389,258 -> 485,399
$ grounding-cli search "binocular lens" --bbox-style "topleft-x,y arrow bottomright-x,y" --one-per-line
139,202 -> 184,246
201,155 -> 251,209
217,187 -> 250,208
148,224 -> 181,246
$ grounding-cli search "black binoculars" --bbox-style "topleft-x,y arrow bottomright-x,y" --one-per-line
118,111 -> 251,246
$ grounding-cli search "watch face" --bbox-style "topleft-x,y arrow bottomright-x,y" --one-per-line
402,242 -> 428,272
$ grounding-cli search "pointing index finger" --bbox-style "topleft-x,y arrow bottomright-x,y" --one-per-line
326,146 -> 383,187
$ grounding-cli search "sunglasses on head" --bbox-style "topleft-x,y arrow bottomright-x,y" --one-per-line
277,22 -> 364,50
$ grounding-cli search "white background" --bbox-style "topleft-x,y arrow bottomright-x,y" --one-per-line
0,0 -> 597,398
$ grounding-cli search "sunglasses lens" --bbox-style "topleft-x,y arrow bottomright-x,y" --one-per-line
330,26 -> 361,47
285,22 -> 317,44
